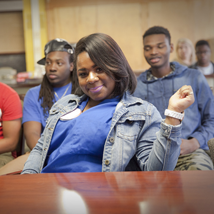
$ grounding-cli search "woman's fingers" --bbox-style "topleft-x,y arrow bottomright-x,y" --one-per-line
178,85 -> 194,98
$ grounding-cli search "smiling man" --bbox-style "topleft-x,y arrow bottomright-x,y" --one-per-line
134,26 -> 214,171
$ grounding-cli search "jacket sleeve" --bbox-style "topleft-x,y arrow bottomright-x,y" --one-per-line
21,132 -> 45,174
136,104 -> 182,171
189,73 -> 214,148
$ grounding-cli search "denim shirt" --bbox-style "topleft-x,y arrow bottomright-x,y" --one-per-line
22,92 -> 182,174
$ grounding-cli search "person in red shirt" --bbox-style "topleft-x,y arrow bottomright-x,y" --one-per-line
0,82 -> 22,168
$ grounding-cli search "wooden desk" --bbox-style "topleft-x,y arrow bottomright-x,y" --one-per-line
0,171 -> 214,214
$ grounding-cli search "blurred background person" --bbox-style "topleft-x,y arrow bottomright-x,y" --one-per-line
190,40 -> 214,75
174,38 -> 196,67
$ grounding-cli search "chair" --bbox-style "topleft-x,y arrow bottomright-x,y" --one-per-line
15,94 -> 26,157
208,138 -> 214,166
15,125 -> 25,157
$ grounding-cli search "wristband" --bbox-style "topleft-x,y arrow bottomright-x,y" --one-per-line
164,109 -> 184,121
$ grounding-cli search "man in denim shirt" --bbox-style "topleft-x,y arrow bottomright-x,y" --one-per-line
134,26 -> 214,170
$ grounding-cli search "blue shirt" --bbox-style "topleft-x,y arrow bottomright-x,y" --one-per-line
41,97 -> 120,173
22,82 -> 72,132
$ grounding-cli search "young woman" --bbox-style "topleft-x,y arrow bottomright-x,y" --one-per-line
21,33 -> 194,174
175,38 -> 196,67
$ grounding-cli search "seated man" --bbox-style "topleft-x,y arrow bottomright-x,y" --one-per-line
190,40 -> 214,75
22,38 -> 74,151
0,38 -> 74,175
0,82 -> 22,168
134,26 -> 214,170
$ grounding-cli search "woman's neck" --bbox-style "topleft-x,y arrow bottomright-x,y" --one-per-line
182,58 -> 191,66
83,99 -> 101,112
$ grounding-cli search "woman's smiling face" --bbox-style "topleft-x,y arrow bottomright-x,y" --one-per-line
76,51 -> 116,106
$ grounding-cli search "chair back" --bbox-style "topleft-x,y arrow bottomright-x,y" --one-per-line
14,94 -> 25,157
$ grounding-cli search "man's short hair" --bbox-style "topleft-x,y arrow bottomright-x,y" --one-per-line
195,40 -> 210,49
143,26 -> 171,44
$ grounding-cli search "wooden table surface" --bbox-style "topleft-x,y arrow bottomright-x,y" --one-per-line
0,171 -> 214,214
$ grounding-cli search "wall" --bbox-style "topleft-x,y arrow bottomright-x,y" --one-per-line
45,0 -> 214,71
0,11 -> 26,72
0,11 -> 24,54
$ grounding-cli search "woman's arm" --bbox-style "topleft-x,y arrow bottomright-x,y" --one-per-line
136,85 -> 195,171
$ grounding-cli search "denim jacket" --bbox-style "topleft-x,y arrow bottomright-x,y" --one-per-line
22,92 -> 182,174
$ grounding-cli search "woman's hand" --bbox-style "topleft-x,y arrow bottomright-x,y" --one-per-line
165,85 -> 194,126
168,85 -> 195,113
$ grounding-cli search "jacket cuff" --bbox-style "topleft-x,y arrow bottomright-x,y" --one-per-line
160,119 -> 182,138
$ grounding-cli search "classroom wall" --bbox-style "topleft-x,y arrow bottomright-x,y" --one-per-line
45,0 -> 214,71
0,0 -> 214,72
0,11 -> 26,72
0,11 -> 25,54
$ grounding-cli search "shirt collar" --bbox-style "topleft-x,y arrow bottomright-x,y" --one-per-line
147,63 -> 176,81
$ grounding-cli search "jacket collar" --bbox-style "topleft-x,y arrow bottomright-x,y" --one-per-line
76,92 -> 143,109
138,61 -> 188,83
119,91 -> 143,108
